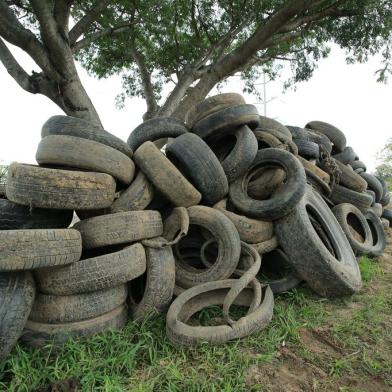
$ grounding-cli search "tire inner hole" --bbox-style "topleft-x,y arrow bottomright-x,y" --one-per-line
346,212 -> 366,243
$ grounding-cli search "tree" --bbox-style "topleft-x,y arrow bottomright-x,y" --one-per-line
375,138 -> 392,191
0,1 -> 391,127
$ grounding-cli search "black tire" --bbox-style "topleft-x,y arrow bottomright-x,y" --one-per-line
330,185 -> 373,211
22,305 -> 128,348
6,163 -> 116,210
258,116 -> 292,139
365,210 -> 387,257
332,203 -> 373,255
275,186 -> 362,297
305,169 -> 331,197
247,166 -> 286,200
229,148 -> 306,221
350,160 -> 367,172
370,203 -> 383,218
174,206 -> 241,288
376,176 -> 389,206
381,218 -> 390,230
0,229 -> 82,272
382,208 -> 392,224
166,133 -> 228,205
305,121 -> 347,152
35,243 -> 146,295
73,210 -> 163,249
0,271 -> 35,361
293,139 -> 320,159
359,172 -> 383,203
333,147 -> 357,164
287,126 -> 332,154
380,191 -> 391,207
134,142 -> 201,207
0,199 -> 73,230
366,190 -> 376,204
258,249 -> 301,294
207,125 -> 258,183
42,115 -> 132,157
29,285 -> 128,324
192,104 -> 260,139
185,93 -> 246,128
127,117 -> 188,151
36,135 -> 135,185
129,243 -> 175,322
111,171 -> 155,213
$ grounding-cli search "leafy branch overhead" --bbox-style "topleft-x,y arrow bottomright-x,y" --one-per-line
0,1 -> 391,125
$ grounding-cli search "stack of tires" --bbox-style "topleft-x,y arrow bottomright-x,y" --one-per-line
0,94 -> 390,358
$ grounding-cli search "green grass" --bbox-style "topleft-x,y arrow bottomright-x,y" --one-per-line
1,255 -> 391,392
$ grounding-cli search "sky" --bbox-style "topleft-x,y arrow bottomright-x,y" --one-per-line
0,43 -> 391,172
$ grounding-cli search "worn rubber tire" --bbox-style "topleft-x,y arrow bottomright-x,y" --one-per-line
359,172 -> 383,203
0,199 -> 73,230
275,186 -> 362,297
0,229 -> 82,272
185,93 -> 246,128
381,218 -> 390,230
333,147 -> 357,164
350,160 -> 367,172
174,206 -> 241,288
258,116 -> 292,139
298,157 -> 330,183
0,271 -> 35,361
247,167 -> 286,200
35,243 -> 146,295
166,133 -> 228,205
29,284 -> 127,324
22,304 -> 128,348
129,243 -> 175,322
42,115 -> 132,157
293,139 -> 319,159
192,104 -> 260,139
229,148 -> 306,221
288,126 -> 332,154
213,199 -> 273,244
6,163 -> 116,210
73,210 -> 163,249
134,141 -> 201,207
207,125 -> 258,183
305,121 -> 347,152
332,203 -> 373,255
305,169 -> 331,197
166,281 -> 273,346
127,117 -> 188,151
377,177 -> 389,206
382,208 -> 392,224
330,185 -> 373,211
370,203 -> 383,218
36,135 -> 135,185
364,210 -> 387,257
366,190 -> 376,204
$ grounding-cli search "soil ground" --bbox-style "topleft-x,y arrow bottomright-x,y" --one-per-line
0,230 -> 391,392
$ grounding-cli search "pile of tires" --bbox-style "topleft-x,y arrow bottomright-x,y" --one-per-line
1,94 -> 391,359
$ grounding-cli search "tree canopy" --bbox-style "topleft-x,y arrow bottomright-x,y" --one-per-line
0,1 -> 391,126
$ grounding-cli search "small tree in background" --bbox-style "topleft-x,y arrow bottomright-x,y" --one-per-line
375,138 -> 392,191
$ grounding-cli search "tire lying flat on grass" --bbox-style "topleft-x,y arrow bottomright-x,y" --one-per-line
35,243 -> 146,295
6,163 -> 116,210
275,186 -> 362,297
0,229 -> 82,271
36,135 -> 135,185
0,271 -> 35,361
22,304 -> 128,348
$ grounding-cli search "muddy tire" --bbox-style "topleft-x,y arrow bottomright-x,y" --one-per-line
129,243 -> 175,322
229,148 -> 306,220
0,271 -> 35,361
275,186 -> 362,297
22,305 -> 128,348
175,206 -> 241,288
333,147 -> 357,164
298,157 -> 330,183
332,203 -> 373,255
192,104 -> 260,139
73,211 -> 163,249
166,133 -> 228,205
6,163 -> 116,210
186,93 -> 246,128
35,243 -> 146,295
111,171 -> 154,213
364,210 -> 387,257
30,285 -> 128,324
0,229 -> 82,271
166,280 -> 274,346
134,142 -> 201,207
36,135 -> 135,185
305,121 -> 346,152
330,185 -> 373,211
42,115 -> 132,157
258,116 -> 292,139
127,117 -> 188,151
0,199 -> 73,230
293,139 -> 319,159
350,160 -> 367,172
370,203 -> 383,218
359,172 -> 383,203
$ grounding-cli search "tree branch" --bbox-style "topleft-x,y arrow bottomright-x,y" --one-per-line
54,0 -> 74,31
69,0 -> 111,44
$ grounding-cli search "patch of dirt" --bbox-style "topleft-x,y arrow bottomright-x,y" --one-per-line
35,378 -> 80,392
298,328 -> 343,357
